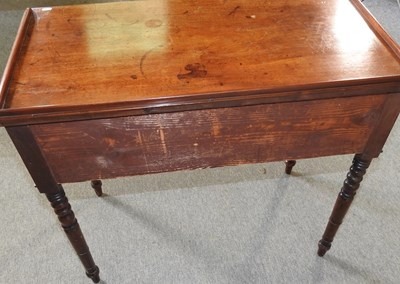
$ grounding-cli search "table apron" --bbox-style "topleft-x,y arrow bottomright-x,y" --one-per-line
30,95 -> 386,183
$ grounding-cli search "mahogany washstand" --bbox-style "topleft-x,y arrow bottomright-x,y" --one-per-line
0,0 -> 399,282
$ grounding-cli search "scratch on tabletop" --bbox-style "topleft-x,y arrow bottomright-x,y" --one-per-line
105,13 -> 117,21
228,6 -> 240,16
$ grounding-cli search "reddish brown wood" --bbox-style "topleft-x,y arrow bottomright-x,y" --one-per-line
31,95 -> 384,183
360,94 -> 400,159
318,154 -> 371,256
46,187 -> 100,283
6,126 -> 59,194
350,0 -> 400,60
0,8 -> 33,108
0,1 -> 400,126
91,180 -> 103,197
285,160 -> 297,175
0,81 -> 399,127
6,126 -> 100,283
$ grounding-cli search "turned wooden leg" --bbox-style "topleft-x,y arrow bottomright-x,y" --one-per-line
7,126 -> 101,282
285,160 -> 296,175
91,180 -> 103,197
318,154 -> 371,256
47,186 -> 100,283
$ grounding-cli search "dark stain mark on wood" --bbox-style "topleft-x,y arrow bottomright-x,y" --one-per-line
143,108 -> 154,114
183,10 -> 189,14
128,20 -> 139,25
177,63 -> 207,80
228,6 -> 240,16
140,48 -> 156,79
130,75 -> 138,80
145,19 -> 163,28
105,13 -> 117,21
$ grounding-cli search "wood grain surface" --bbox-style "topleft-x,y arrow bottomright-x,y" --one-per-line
0,0 -> 399,126
31,95 -> 385,183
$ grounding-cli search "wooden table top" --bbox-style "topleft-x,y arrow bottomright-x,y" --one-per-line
0,0 -> 400,126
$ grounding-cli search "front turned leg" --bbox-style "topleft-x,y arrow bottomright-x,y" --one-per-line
285,160 -> 296,175
46,186 -> 100,283
318,154 -> 371,256
91,180 -> 103,197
